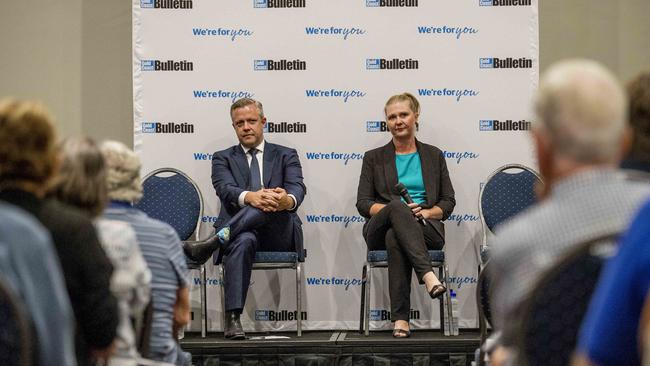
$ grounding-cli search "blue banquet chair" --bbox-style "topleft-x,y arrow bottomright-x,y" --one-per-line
135,167 -> 208,337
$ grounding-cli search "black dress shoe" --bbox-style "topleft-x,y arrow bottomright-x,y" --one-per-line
428,284 -> 447,300
183,234 -> 221,264
224,310 -> 246,340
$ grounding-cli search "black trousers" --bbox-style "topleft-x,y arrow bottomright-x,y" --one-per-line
364,200 -> 444,322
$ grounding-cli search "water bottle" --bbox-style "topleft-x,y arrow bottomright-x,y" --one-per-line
443,292 -> 451,336
451,290 -> 460,336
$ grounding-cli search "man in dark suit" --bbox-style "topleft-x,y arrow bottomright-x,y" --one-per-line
211,98 -> 306,339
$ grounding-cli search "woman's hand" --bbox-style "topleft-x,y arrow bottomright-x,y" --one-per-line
414,205 -> 444,220
407,202 -> 422,221
369,203 -> 387,216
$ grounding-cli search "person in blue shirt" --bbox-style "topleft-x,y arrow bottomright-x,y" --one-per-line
574,199 -> 650,366
0,202 -> 77,366
356,92 -> 456,337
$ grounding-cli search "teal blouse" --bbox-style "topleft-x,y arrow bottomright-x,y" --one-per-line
395,152 -> 427,205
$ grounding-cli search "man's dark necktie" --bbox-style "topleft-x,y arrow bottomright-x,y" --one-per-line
248,148 -> 262,191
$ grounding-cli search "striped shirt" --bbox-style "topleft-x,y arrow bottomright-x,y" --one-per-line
104,203 -> 189,365
490,168 -> 650,336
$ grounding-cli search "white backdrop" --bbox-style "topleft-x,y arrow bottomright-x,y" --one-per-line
133,0 -> 538,332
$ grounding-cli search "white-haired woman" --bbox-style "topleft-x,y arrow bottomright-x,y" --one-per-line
100,140 -> 191,366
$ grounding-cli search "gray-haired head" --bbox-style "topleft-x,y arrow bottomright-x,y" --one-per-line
100,140 -> 143,203
534,59 -> 627,164
51,136 -> 107,218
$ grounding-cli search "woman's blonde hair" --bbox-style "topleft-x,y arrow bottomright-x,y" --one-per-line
384,92 -> 421,116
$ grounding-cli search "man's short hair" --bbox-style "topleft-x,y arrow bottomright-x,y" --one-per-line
230,98 -> 264,120
534,59 -> 627,164
0,99 -> 58,189
626,71 -> 650,162
100,140 -> 143,203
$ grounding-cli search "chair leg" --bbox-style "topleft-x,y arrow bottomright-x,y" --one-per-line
364,263 -> 372,336
477,265 -> 486,344
443,264 -> 453,336
438,266 -> 445,335
296,262 -> 303,337
200,265 -> 207,338
218,264 -> 225,332
359,263 -> 368,334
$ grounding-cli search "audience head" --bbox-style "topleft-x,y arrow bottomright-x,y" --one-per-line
100,140 -> 143,203
384,92 -> 421,139
51,136 -> 108,218
625,71 -> 650,163
533,60 -> 627,183
0,99 -> 58,193
230,97 -> 266,149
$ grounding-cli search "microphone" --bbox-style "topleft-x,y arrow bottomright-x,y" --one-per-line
395,182 -> 427,226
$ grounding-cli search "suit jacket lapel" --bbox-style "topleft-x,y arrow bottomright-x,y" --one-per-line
417,140 -> 437,207
233,145 -> 250,188
263,142 -> 276,188
382,141 -> 399,200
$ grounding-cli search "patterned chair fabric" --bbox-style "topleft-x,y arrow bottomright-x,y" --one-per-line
480,164 -> 541,234
367,250 -> 445,264
135,170 -> 201,241
254,252 -> 299,263
0,277 -> 32,366
517,235 -> 618,366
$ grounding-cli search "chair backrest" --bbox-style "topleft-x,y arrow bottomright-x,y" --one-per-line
0,276 -> 32,366
135,168 -> 203,241
516,234 -> 619,366
479,164 -> 541,236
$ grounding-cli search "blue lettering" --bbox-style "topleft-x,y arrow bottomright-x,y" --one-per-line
447,276 -> 478,289
305,26 -> 366,40
306,277 -> 321,285
447,213 -> 480,226
417,25 -> 479,39
193,152 -> 212,160
306,277 -> 362,290
192,27 -> 253,41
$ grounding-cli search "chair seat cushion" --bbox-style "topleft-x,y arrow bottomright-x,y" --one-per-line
368,250 -> 445,263
255,251 -> 299,263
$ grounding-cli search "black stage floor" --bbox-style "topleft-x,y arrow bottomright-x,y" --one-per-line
182,330 -> 480,365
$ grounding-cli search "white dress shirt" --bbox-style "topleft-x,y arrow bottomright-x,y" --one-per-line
237,140 -> 297,210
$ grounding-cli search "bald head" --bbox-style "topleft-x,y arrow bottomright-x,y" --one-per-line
534,59 -> 626,164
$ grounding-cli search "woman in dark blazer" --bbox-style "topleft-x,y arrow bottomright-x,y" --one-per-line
356,92 -> 456,337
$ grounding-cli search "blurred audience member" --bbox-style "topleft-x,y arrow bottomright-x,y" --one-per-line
0,99 -> 118,366
573,199 -> 650,366
622,71 -> 650,173
0,203 -> 76,366
52,136 -> 152,366
100,141 -> 191,366
488,60 -> 650,365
